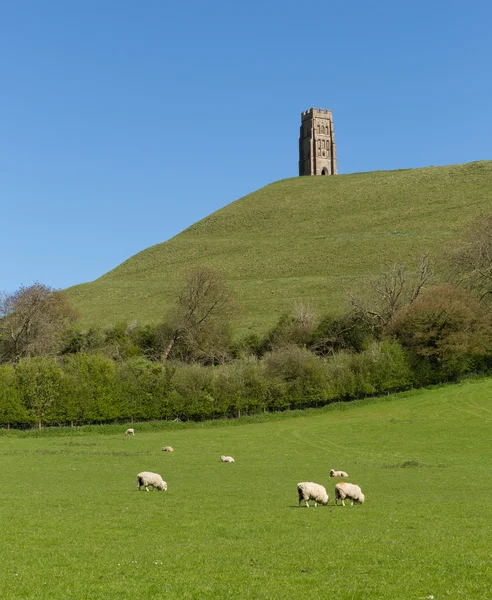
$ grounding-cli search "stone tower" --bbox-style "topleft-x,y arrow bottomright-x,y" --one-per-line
299,108 -> 337,176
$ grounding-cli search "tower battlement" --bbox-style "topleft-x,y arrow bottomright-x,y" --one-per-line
301,107 -> 333,120
299,107 -> 337,176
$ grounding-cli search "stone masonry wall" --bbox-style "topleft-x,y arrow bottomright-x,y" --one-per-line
299,108 -> 337,176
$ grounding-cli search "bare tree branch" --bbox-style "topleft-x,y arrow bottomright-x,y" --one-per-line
446,214 -> 492,303
0,283 -> 78,362
347,253 -> 433,332
162,267 -> 236,363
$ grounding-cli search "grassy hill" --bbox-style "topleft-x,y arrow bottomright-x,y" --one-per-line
1,378 -> 492,598
67,161 -> 492,332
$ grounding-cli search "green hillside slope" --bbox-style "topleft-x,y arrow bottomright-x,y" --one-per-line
67,160 -> 492,331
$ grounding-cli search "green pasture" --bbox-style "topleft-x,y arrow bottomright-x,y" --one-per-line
1,378 -> 492,598
67,160 -> 492,332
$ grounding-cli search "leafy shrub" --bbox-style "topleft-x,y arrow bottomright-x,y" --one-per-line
310,311 -> 375,356
230,333 -> 264,359
387,285 -> 492,381
130,323 -> 168,361
262,303 -> 317,352
118,357 -> 174,421
172,364 -> 216,420
213,358 -> 268,416
264,346 -> 334,408
15,357 -> 64,428
61,353 -> 120,424
0,364 -> 31,427
326,341 -> 413,399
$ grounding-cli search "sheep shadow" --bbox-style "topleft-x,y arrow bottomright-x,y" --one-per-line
288,504 -> 336,509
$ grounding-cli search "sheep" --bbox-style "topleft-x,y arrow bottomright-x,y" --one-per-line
162,446 -> 174,452
137,471 -> 167,492
335,482 -> 365,506
297,482 -> 329,507
330,469 -> 349,478
220,455 -> 235,463
124,428 -> 135,436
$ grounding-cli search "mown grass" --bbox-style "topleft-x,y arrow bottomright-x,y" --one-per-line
1,378 -> 492,598
67,161 -> 492,332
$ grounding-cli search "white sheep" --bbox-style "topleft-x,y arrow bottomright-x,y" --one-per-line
297,482 -> 329,507
124,428 -> 135,436
220,455 -> 235,463
330,469 -> 349,478
335,482 -> 365,506
137,471 -> 167,492
162,446 -> 174,452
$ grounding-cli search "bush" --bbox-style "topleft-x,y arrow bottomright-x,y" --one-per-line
262,303 -> 317,352
118,357 -> 174,422
264,346 -> 334,408
213,358 -> 268,417
130,324 -> 168,361
326,341 -> 413,399
310,311 -> 375,356
387,285 -> 492,381
230,333 -> 263,359
172,364 -> 216,420
15,357 -> 64,428
62,353 -> 120,424
60,326 -> 106,355
0,364 -> 31,427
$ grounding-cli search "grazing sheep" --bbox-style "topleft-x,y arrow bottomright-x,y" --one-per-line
335,482 -> 365,506
297,482 -> 329,507
330,469 -> 349,478
124,428 -> 135,436
162,446 -> 174,452
220,455 -> 235,463
137,471 -> 167,492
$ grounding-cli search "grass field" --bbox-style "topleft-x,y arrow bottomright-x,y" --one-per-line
67,160 -> 492,332
1,378 -> 492,598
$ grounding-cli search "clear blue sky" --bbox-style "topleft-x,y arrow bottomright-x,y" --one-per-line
1,0 -> 490,293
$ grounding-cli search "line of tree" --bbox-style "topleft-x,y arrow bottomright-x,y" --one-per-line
1,215 -> 491,429
0,341 -> 416,429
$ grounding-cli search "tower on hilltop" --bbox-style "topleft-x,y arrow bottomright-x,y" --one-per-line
299,108 -> 337,176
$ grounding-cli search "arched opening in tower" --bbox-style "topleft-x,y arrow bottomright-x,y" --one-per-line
321,168 -> 328,175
